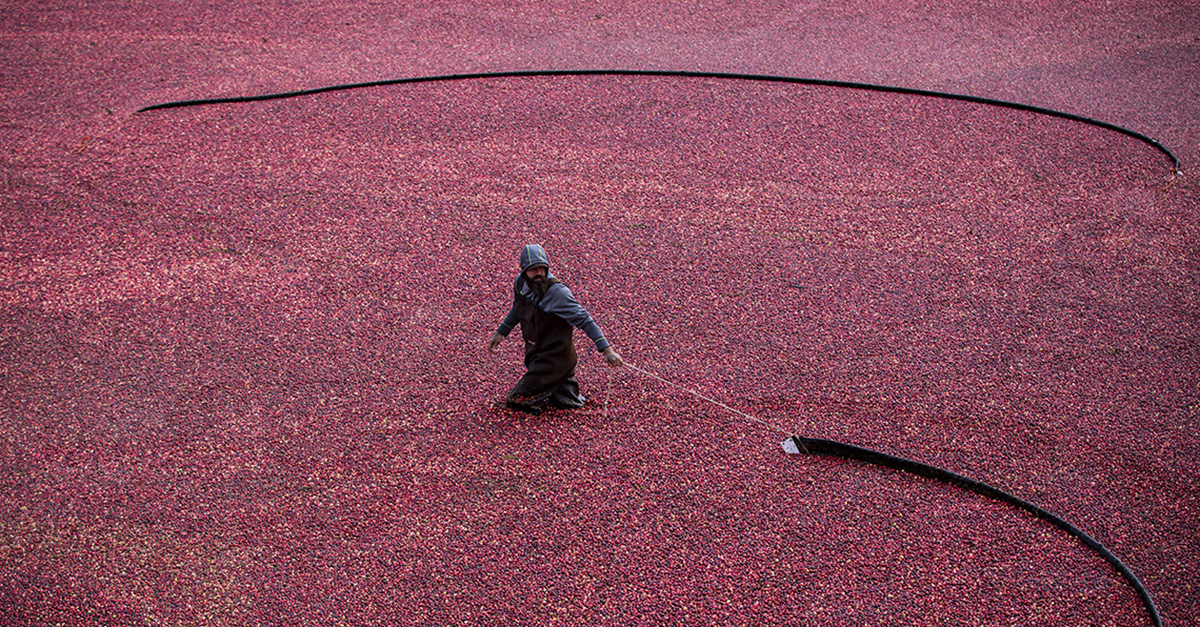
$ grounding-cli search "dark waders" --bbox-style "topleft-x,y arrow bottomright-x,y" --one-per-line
506,288 -> 586,412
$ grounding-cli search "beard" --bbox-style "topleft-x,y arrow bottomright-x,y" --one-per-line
529,275 -> 549,298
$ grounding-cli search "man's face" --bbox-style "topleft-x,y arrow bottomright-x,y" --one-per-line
525,266 -> 547,282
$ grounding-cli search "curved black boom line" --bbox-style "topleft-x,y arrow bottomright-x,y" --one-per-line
793,436 -> 1163,627
137,69 -> 1179,174
138,68 -> 1170,625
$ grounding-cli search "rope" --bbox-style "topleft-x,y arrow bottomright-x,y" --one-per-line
625,362 -> 789,434
603,366 -> 613,420
623,362 -> 809,453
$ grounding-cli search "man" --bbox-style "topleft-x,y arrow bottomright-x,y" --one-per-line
487,244 -> 623,413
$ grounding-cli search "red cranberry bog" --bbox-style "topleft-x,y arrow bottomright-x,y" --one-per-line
3,3 -> 1199,626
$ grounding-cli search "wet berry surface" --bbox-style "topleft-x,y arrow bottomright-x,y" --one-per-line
2,2 -> 1198,626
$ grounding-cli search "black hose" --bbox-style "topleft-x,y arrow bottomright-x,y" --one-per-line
794,435 -> 1163,627
136,69 -> 1181,174
136,69 -> 1170,624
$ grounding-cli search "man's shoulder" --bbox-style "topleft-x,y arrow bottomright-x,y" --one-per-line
545,281 -> 571,295
542,282 -> 582,309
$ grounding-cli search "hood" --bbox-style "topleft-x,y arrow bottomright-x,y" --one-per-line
519,244 -> 550,273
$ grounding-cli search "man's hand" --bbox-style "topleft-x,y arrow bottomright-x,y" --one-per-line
602,347 -> 624,368
487,333 -> 505,353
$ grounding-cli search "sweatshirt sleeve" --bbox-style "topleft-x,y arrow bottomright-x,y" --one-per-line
539,284 -> 611,351
496,304 -> 519,337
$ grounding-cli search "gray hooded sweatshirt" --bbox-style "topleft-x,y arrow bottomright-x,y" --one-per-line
496,244 -> 611,353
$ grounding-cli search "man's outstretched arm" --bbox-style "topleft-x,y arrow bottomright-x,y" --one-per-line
489,303 -> 519,353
